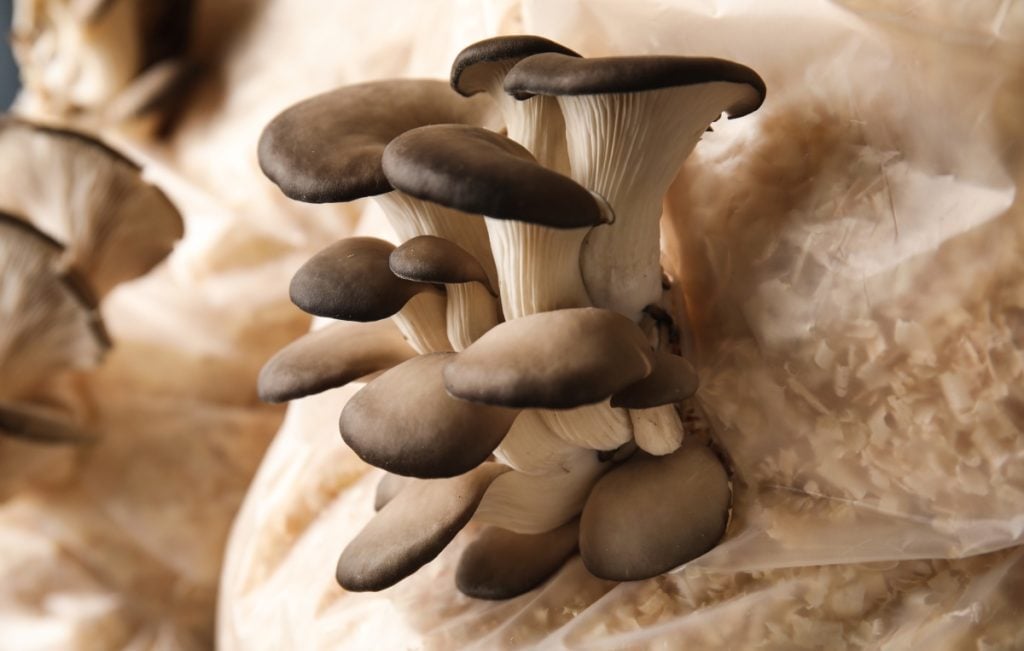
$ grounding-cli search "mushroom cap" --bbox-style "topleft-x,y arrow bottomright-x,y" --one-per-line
339,353 -> 519,478
383,124 -> 610,229
0,117 -> 183,297
505,53 -> 766,117
455,520 -> 579,600
257,320 -> 416,404
374,472 -> 411,512
388,235 -> 496,293
289,236 -> 440,321
610,350 -> 699,409
337,462 -> 509,591
0,400 -> 94,444
258,79 -> 501,203
0,213 -> 109,401
579,439 -> 731,581
443,307 -> 654,409
450,35 -> 580,97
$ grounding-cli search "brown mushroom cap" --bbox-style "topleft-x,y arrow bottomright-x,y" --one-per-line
339,353 -> 519,478
450,35 -> 580,97
0,400 -> 94,444
0,214 -> 109,401
257,320 -> 416,404
0,117 -> 183,297
389,235 -> 496,293
382,124 -> 610,230
579,439 -> 731,581
258,79 -> 500,203
610,350 -> 699,409
504,53 -> 766,117
443,308 -> 654,409
289,236 -> 441,321
455,519 -> 579,600
336,462 -> 509,592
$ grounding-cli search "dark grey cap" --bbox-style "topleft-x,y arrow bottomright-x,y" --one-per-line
451,35 -> 580,96
610,350 -> 699,409
289,236 -> 441,321
257,320 -> 416,404
388,235 -> 496,293
382,124 -> 610,229
339,353 -> 519,478
258,79 -> 500,203
443,308 -> 655,409
336,462 -> 509,591
579,439 -> 730,581
505,53 -> 766,117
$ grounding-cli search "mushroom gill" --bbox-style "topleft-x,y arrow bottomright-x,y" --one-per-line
256,36 -> 764,600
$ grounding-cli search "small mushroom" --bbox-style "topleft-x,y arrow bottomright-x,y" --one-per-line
338,353 -> 519,478
257,320 -> 416,404
288,237 -> 450,353
443,307 -> 654,409
579,439 -> 731,581
451,35 -> 580,172
389,235 -> 500,350
0,117 -> 183,296
383,124 -> 610,320
455,519 -> 579,600
473,448 -> 605,534
505,53 -> 765,320
336,462 -> 509,592
611,350 -> 699,409
628,404 -> 686,456
0,213 -> 109,401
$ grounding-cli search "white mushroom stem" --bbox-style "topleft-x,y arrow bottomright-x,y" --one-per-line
376,190 -> 500,346
473,448 -> 604,534
392,291 -> 451,354
494,409 -> 583,474
539,399 -> 633,451
445,282 -> 499,351
486,217 -> 590,319
629,404 -> 685,456
481,69 -> 570,173
559,83 -> 754,320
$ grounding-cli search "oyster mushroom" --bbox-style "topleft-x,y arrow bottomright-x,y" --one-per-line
579,438 -> 731,581
443,307 -> 654,409
505,53 -> 766,320
0,117 -> 184,296
338,354 -> 519,478
336,462 -> 509,592
0,213 -> 108,402
383,124 -> 610,319
257,320 -> 415,404
455,519 -> 579,600
389,235 -> 500,351
451,34 -> 579,172
288,237 -> 451,354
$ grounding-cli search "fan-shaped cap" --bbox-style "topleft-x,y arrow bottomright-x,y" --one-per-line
0,118 -> 183,297
505,53 -> 766,117
257,320 -> 416,404
450,35 -> 580,97
258,79 -> 501,203
611,350 -> 698,409
579,439 -> 731,581
455,520 -> 579,600
382,124 -> 611,229
443,308 -> 654,409
289,237 -> 440,321
0,214 -> 109,401
389,235 -> 496,293
339,353 -> 519,478
337,462 -> 509,591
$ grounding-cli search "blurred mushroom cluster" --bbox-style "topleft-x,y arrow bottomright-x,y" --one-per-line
257,35 -> 765,598
0,115 -> 182,493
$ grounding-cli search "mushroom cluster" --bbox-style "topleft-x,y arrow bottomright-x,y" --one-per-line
258,36 -> 765,599
0,116 -> 182,451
